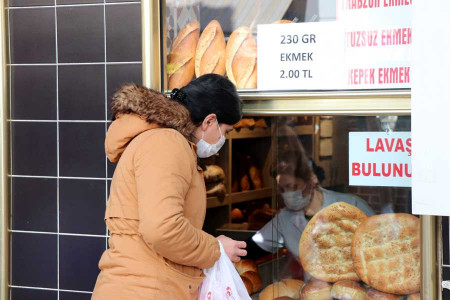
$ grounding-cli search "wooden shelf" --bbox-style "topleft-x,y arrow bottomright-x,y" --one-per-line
207,187 -> 273,208
228,127 -> 271,139
230,187 -> 272,204
206,195 -> 228,209
228,125 -> 314,140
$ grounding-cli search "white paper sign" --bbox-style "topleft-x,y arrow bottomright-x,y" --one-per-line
411,0 -> 450,216
349,132 -> 411,187
257,22 -> 345,90
337,0 -> 412,89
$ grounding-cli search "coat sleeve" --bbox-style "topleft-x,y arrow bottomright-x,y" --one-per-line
134,130 -> 220,269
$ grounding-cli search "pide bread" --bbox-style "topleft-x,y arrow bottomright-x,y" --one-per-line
167,21 -> 200,90
195,20 -> 226,77
330,280 -> 365,300
407,293 -> 421,300
365,287 -> 403,300
351,213 -> 420,295
225,26 -> 257,89
299,202 -> 368,282
300,280 -> 331,300
259,279 -> 304,300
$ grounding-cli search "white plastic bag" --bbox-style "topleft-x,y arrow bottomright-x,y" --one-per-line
198,242 -> 252,300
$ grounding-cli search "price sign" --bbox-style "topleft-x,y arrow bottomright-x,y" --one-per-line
257,22 -> 345,90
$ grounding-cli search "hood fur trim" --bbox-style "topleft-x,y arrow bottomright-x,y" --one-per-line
111,84 -> 195,139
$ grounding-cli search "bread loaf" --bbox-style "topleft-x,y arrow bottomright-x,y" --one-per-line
299,202 -> 368,282
300,280 -> 332,300
330,280 -> 365,300
255,118 -> 269,128
203,165 -> 225,183
234,118 -> 256,129
231,208 -> 244,223
167,21 -> 200,90
352,213 -> 420,295
225,26 -> 257,89
206,182 -> 226,197
234,260 -> 262,295
195,20 -> 226,77
242,275 -> 253,295
259,279 -> 304,300
273,20 -> 293,24
249,165 -> 263,189
240,174 -> 251,191
407,293 -> 421,300
242,271 -> 262,293
365,288 -> 403,300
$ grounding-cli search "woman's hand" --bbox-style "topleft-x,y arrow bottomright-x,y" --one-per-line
216,235 -> 247,262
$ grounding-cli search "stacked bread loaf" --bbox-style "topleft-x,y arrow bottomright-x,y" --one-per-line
259,279 -> 304,300
295,202 -> 421,299
168,20 -> 259,89
234,259 -> 263,295
203,165 -> 226,197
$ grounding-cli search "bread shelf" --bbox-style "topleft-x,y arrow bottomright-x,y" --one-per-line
228,127 -> 271,139
230,187 -> 272,204
229,125 -> 314,140
207,187 -> 273,208
206,195 -> 228,209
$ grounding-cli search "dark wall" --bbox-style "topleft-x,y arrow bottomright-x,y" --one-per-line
8,1 -> 141,299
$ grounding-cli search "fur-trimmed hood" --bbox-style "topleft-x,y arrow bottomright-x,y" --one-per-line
105,84 -> 195,162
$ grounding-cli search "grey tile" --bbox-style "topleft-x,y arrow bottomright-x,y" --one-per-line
11,288 -> 57,300
9,0 -> 54,6
57,6 -> 104,63
106,63 -> 142,119
9,8 -> 56,64
57,0 -> 103,4
11,233 -> 57,288
106,3 -> 141,62
59,235 -> 105,291
11,122 -> 57,176
12,177 -> 57,232
59,179 -> 106,235
11,66 -> 57,120
58,65 -> 105,120
60,292 -> 93,300
59,122 -> 105,178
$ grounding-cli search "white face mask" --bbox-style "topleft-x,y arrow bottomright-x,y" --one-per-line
196,121 -> 226,158
281,186 -> 311,211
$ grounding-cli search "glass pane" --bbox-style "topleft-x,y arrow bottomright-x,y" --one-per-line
247,115 -> 418,298
163,0 -> 411,92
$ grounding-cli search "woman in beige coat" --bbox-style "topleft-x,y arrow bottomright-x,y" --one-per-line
92,74 -> 246,299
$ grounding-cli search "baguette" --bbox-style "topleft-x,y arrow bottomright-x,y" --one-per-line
167,21 -> 200,90
195,20 -> 226,77
225,26 -> 257,89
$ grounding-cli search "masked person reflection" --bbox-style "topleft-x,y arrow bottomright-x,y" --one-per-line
92,74 -> 246,300
252,150 -> 374,262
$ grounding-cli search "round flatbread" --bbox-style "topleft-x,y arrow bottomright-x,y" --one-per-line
299,202 -> 368,282
352,213 -> 420,295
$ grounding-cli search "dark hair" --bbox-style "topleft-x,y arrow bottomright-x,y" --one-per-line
275,150 -> 313,182
172,74 -> 243,126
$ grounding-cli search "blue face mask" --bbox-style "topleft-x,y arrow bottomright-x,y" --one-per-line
281,187 -> 311,211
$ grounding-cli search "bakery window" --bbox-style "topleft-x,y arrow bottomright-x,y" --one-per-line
201,115 -> 418,299
162,0 -> 411,92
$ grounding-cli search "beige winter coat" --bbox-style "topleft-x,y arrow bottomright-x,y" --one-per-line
92,85 -> 220,300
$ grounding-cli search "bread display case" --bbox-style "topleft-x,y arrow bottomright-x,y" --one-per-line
141,1 -> 439,299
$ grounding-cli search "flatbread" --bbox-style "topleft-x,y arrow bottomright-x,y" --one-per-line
299,202 -> 368,282
352,213 -> 420,295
